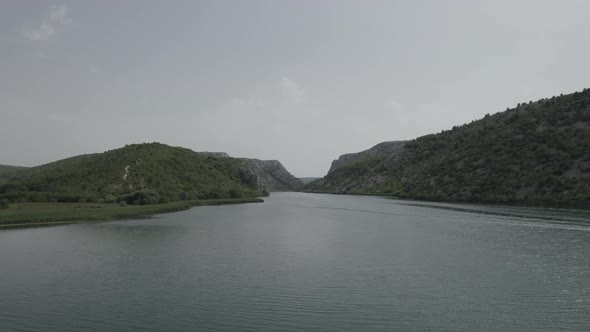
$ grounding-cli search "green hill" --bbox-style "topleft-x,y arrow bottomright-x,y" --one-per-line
0,143 -> 269,204
0,165 -> 28,175
0,165 -> 29,186
306,89 -> 590,204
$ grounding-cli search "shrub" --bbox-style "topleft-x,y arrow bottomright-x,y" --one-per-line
0,199 -> 9,209
201,189 -> 225,200
104,194 -> 117,204
228,188 -> 243,198
29,192 -> 47,203
119,190 -> 160,205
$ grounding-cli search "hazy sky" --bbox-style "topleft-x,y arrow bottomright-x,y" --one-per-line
1,1 -> 589,176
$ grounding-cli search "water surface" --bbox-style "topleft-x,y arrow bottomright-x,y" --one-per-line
1,193 -> 589,331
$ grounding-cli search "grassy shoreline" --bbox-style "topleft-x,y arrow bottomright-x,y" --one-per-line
0,197 -> 263,228
301,190 -> 590,209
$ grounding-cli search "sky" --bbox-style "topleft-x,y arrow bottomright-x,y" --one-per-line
1,1 -> 589,177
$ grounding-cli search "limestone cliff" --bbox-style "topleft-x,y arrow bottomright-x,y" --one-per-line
240,159 -> 304,191
328,141 -> 406,174
306,141 -> 406,193
196,152 -> 302,191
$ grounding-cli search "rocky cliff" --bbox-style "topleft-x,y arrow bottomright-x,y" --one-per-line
328,141 -> 406,174
305,141 -> 406,193
197,152 -> 304,191
197,152 -> 231,158
240,159 -> 304,191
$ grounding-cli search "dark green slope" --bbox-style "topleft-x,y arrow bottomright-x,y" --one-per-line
0,165 -> 28,175
0,165 -> 29,186
0,143 -> 266,203
306,89 -> 590,203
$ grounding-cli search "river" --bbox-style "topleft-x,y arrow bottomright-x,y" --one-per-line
0,192 -> 589,331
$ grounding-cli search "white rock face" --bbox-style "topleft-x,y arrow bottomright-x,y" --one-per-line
122,165 -> 130,181
328,141 -> 406,174
240,159 -> 304,191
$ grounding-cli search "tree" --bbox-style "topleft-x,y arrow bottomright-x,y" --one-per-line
119,190 -> 160,205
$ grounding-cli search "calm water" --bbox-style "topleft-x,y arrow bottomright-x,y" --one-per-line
1,192 -> 589,331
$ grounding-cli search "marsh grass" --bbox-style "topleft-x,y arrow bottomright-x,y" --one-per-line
0,197 -> 263,227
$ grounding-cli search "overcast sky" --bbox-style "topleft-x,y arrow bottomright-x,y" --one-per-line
1,1 -> 589,176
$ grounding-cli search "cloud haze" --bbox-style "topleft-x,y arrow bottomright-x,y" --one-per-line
1,1 -> 590,177
23,5 -> 70,41
281,77 -> 306,104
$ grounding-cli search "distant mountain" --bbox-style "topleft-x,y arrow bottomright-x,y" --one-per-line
0,143 -> 300,203
240,159 -> 304,191
300,177 -> 320,185
306,89 -> 590,204
0,165 -> 29,187
0,165 -> 28,175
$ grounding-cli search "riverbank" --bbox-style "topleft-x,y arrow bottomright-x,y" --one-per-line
0,197 -> 263,228
301,190 -> 590,209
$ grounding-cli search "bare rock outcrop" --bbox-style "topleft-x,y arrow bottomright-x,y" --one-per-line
240,159 -> 304,191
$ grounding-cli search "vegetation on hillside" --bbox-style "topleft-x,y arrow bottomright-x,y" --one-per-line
0,199 -> 9,209
0,143 -> 266,204
0,165 -> 28,175
306,89 -> 590,204
0,165 -> 29,186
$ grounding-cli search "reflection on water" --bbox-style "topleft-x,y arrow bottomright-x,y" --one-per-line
395,200 -> 590,228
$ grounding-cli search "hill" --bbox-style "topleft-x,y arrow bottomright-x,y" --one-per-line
306,89 -> 590,204
0,165 -> 28,175
0,165 -> 29,187
0,143 -> 274,204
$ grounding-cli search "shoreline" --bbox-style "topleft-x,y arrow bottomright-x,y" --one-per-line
300,190 -> 590,210
0,197 -> 264,229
